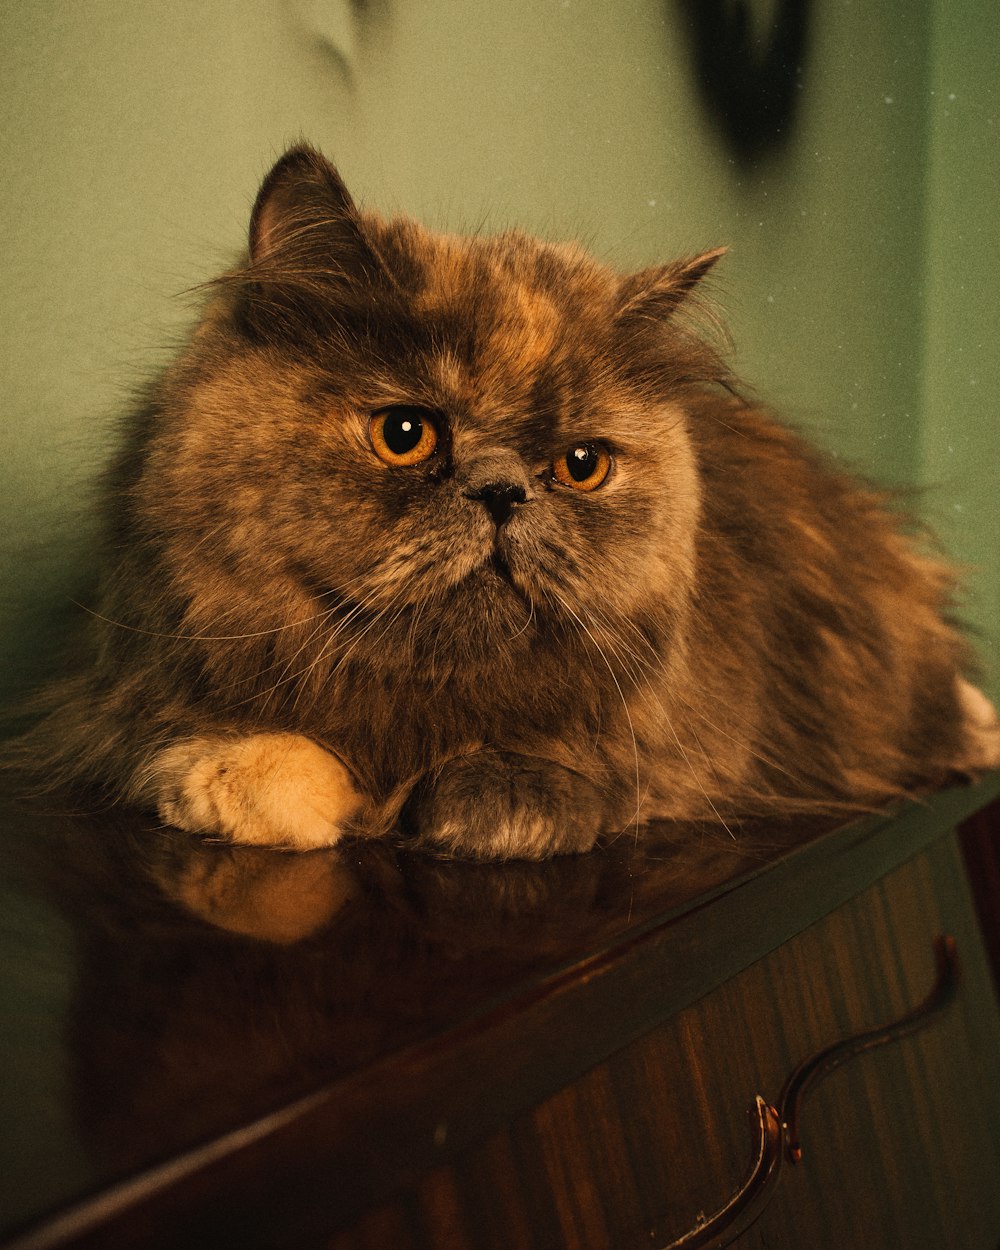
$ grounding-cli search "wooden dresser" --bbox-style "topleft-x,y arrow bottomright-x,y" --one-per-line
1,775 -> 999,1249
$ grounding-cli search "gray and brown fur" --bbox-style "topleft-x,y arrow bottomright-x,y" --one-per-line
10,146 -> 1000,857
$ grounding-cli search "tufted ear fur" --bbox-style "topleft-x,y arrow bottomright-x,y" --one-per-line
237,145 -> 390,338
250,146 -> 362,262
616,247 -> 727,322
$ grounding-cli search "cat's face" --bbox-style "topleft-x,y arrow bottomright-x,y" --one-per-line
140,150 -> 726,670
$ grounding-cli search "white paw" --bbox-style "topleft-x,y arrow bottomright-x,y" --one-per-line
152,732 -> 364,850
957,678 -> 1000,771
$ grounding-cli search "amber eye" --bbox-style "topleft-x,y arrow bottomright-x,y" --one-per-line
369,406 -> 440,466
552,442 -> 612,492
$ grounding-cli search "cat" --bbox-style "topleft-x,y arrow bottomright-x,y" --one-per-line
9,144 -> 1000,859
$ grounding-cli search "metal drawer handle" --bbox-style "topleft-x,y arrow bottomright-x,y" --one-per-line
658,935 -> 960,1250
778,934 -> 959,1164
660,1096 -> 783,1249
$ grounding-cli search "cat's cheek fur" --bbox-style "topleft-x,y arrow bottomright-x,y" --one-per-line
151,733 -> 364,850
404,750 -> 612,860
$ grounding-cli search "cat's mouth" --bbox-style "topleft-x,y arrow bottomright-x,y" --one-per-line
455,544 -> 534,610
477,547 -> 533,604
486,549 -> 517,588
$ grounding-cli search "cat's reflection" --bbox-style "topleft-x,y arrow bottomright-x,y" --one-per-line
12,796 -> 796,1186
149,835 -> 360,945
50,820 -> 635,1180
142,819 -> 768,952
143,821 -> 632,953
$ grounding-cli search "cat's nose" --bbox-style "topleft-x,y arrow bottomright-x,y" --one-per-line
466,481 -> 528,529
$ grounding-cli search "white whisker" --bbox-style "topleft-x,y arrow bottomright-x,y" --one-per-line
70,599 -> 337,644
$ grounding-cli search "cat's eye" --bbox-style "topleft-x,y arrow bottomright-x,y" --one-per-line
552,442 -> 613,492
369,406 -> 440,467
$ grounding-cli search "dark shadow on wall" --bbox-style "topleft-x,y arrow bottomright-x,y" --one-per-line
676,0 -> 813,165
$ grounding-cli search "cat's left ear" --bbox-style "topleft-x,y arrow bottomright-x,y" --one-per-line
251,146 -> 353,260
247,144 -> 386,283
237,146 -> 390,338
616,248 -> 726,321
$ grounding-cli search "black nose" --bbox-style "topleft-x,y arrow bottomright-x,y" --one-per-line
466,481 -> 527,528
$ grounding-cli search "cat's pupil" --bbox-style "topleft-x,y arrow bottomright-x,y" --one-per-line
567,445 -> 597,481
383,408 -> 424,455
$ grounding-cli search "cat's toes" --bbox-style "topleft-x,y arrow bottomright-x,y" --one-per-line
151,732 -> 364,850
406,750 -> 606,860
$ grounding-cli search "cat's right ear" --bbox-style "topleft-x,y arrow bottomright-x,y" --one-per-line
615,248 -> 726,322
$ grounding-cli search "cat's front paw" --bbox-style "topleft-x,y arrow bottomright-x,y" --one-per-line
406,750 -> 606,860
151,732 -> 364,850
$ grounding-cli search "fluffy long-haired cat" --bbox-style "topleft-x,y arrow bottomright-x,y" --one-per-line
11,145 -> 1000,858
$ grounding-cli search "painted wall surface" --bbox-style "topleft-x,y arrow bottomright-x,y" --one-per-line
920,0 -> 999,695
0,1 -> 995,700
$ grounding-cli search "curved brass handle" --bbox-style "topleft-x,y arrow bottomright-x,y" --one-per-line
656,935 -> 959,1250
777,934 -> 959,1164
660,1096 -> 783,1250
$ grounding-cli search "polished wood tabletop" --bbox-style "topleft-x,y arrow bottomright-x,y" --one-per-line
1,773 -> 998,1249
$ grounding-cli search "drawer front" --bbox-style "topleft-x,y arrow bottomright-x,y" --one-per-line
333,832 -> 1000,1250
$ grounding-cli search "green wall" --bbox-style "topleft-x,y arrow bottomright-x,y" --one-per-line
920,0 -> 999,693
1,1 -> 996,698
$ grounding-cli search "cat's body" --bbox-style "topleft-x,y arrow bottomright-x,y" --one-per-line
13,147 -> 1000,857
